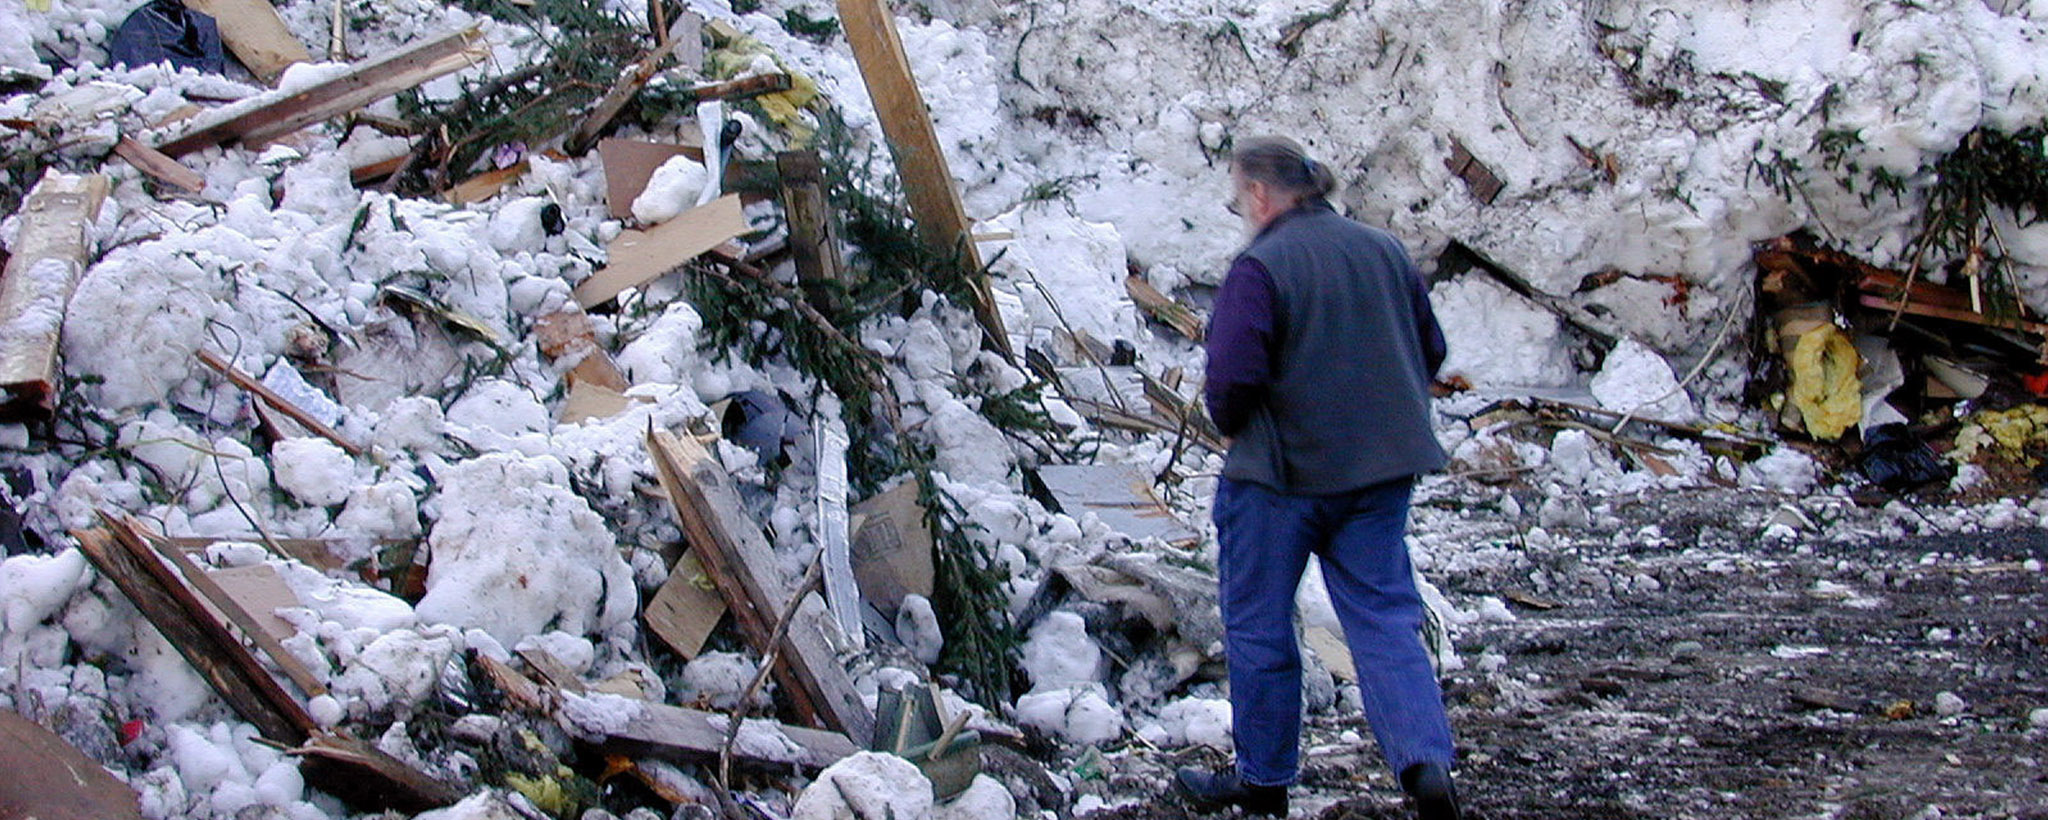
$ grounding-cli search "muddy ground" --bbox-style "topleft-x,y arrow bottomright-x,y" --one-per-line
1070,489 -> 2048,820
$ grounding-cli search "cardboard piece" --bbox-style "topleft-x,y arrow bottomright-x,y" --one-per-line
0,171 -> 110,421
559,380 -> 644,425
645,551 -> 727,659
576,194 -> 747,308
203,563 -> 302,643
848,481 -> 935,619
1035,463 -> 1200,546
599,138 -> 705,220
534,305 -> 631,394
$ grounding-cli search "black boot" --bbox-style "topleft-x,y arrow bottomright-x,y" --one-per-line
1173,766 -> 1288,817
1400,762 -> 1463,820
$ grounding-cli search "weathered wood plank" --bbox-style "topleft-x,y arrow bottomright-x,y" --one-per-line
114,137 -> 206,192
156,27 -> 487,157
182,0 -> 311,85
777,150 -> 845,287
0,710 -> 143,820
599,700 -> 860,772
1125,274 -> 1203,342
0,171 -> 109,421
576,194 -> 746,308
645,429 -> 874,742
836,0 -> 1010,360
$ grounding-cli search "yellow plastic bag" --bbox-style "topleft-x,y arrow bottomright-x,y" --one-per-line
1788,324 -> 1862,440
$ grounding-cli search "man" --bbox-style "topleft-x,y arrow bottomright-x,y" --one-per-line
1175,136 -> 1461,819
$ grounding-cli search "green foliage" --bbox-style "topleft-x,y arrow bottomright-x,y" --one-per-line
779,8 -> 840,42
1912,125 -> 2048,317
913,447 -> 1020,703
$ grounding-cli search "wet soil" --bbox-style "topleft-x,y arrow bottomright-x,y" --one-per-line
1078,496 -> 2048,820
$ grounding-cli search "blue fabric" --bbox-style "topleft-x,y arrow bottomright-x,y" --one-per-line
1204,256 -> 1276,436
1213,475 -> 1455,786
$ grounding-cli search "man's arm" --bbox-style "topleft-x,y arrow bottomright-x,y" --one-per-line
1205,257 -> 1277,437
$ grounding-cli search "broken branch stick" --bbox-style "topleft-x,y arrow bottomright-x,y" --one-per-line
195,348 -> 365,456
717,557 -> 825,796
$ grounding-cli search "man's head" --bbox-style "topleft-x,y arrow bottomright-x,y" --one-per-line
1229,136 -> 1337,235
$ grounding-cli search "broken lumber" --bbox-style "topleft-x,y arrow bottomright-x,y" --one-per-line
0,709 -> 143,820
1444,137 -> 1504,204
182,0 -> 311,85
77,515 -> 458,812
75,516 -> 316,742
645,428 -> 874,742
441,161 -> 528,205
0,171 -> 109,421
114,136 -> 206,192
576,193 -> 747,308
563,14 -> 704,156
150,533 -> 328,696
156,27 -> 488,157
837,0 -> 1012,361
1126,274 -> 1204,342
196,348 -> 365,455
1857,293 -> 2048,337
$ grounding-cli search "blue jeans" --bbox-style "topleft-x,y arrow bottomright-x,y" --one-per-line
1213,476 -> 1455,786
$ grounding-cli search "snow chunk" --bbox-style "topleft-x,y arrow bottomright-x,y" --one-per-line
1015,684 -> 1124,746
1021,610 -> 1101,691
1154,697 -> 1232,750
272,438 -> 357,507
1591,338 -> 1696,424
1740,447 -> 1821,495
790,751 -> 933,820
631,156 -> 708,225
415,453 -> 635,645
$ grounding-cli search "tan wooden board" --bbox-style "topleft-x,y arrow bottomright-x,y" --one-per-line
114,136 -> 205,192
0,172 -> 108,421
203,563 -> 302,643
559,380 -> 643,425
576,194 -> 746,308
182,0 -> 311,85
644,550 -> 727,659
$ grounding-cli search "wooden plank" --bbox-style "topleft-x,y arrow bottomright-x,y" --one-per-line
290,733 -> 462,813
182,0 -> 311,85
196,349 -> 364,455
156,27 -> 488,157
777,150 -> 845,286
203,564 -> 304,643
559,381 -> 641,425
73,521 -> 314,743
644,550 -> 727,659
349,154 -> 407,186
0,171 -> 109,421
599,138 -> 705,220
1857,293 -> 2048,335
0,710 -> 143,820
518,647 -> 588,693
1125,274 -> 1203,342
836,0 -> 1011,360
645,429 -> 874,742
576,194 -> 746,308
441,161 -> 528,205
114,136 -> 205,193
596,699 -> 858,772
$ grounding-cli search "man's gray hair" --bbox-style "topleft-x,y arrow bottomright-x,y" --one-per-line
1232,136 -> 1338,200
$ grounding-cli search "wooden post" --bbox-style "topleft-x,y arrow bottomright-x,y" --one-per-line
835,0 -> 1012,360
776,150 -> 845,289
645,429 -> 874,742
0,171 -> 108,421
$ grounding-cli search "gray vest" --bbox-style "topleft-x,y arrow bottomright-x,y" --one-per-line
1222,204 -> 1447,495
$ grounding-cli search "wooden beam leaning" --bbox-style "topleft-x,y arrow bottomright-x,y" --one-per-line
182,0 -> 311,85
835,0 -> 1012,360
645,428 -> 874,742
74,516 -> 316,743
155,27 -> 488,157
0,171 -> 109,421
777,150 -> 845,288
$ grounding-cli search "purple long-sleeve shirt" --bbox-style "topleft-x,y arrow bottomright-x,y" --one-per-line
1204,256 -> 1447,437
